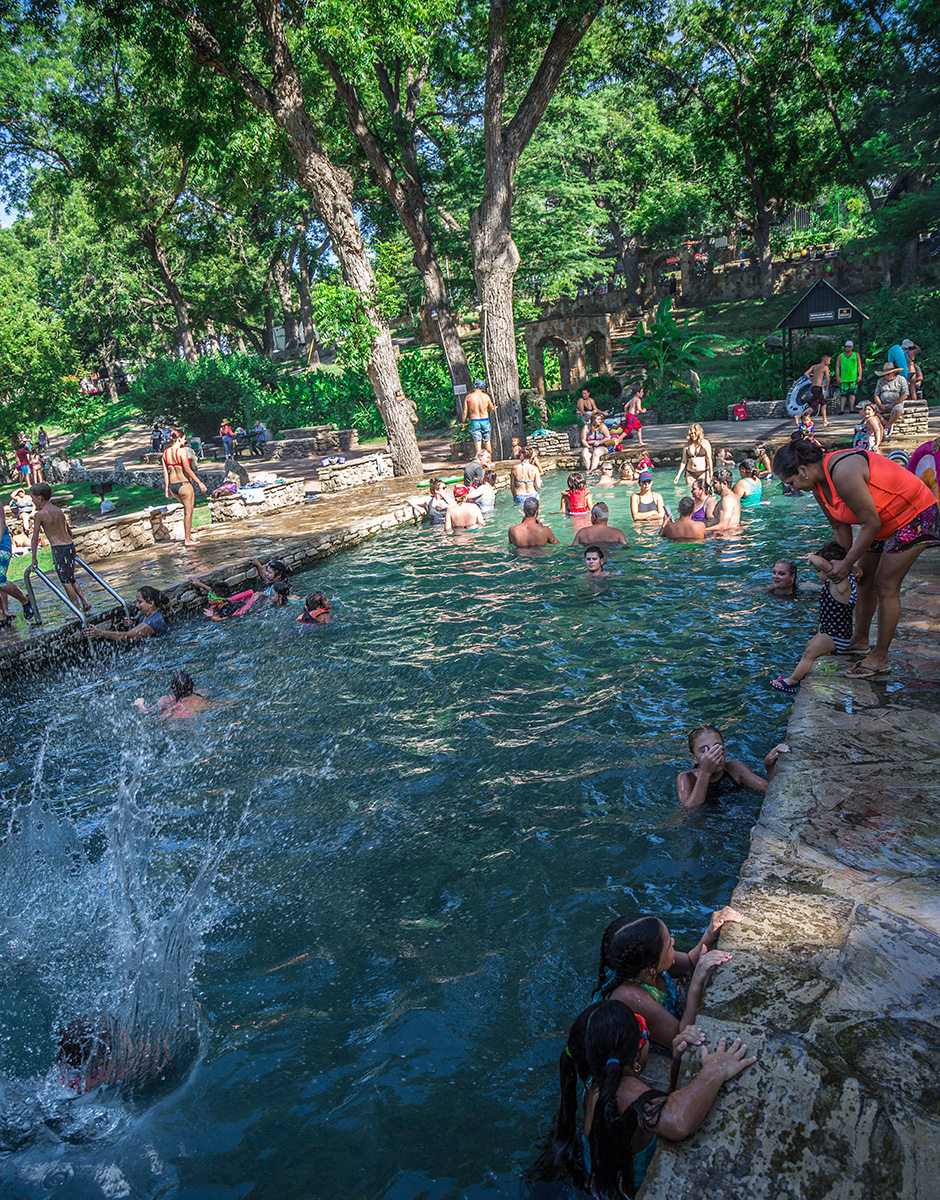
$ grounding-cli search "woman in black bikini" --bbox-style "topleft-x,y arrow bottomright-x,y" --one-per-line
162,430 -> 207,547
676,725 -> 788,808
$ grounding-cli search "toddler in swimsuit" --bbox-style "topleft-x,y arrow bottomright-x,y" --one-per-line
771,541 -> 858,694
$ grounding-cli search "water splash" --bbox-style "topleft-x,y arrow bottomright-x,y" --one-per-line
0,751 -> 233,1151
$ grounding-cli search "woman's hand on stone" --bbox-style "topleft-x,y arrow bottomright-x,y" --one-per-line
707,906 -> 744,941
673,1025 -> 706,1056
693,948 -> 731,979
701,1037 -> 757,1082
764,743 -> 790,769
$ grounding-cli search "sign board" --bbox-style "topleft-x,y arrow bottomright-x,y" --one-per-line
453,384 -> 468,396
809,311 -> 834,322
838,307 -> 852,320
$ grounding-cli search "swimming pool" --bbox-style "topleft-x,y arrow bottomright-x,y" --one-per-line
0,471 -> 828,1198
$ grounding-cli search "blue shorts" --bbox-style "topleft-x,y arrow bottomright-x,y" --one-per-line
469,418 -> 491,443
0,530 -> 11,584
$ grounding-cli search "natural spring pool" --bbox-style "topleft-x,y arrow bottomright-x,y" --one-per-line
0,470 -> 828,1199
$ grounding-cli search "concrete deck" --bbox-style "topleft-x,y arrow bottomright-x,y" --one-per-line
645,553 -> 940,1199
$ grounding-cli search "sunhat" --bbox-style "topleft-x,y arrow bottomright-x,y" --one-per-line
875,362 -> 901,377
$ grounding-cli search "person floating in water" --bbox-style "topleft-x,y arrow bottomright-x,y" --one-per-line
659,497 -> 705,541
134,670 -> 210,718
583,545 -> 607,578
86,587 -> 170,640
676,725 -> 789,808
189,576 -> 264,620
530,1000 -> 756,1199
297,591 -> 332,625
771,542 -> 858,694
593,908 -> 743,1049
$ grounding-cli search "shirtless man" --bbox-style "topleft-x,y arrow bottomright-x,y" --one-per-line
803,355 -> 831,427
30,483 -> 91,611
508,498 -> 559,547
707,470 -> 742,532
444,485 -> 486,532
660,497 -> 706,541
572,502 -> 629,547
461,380 -> 496,455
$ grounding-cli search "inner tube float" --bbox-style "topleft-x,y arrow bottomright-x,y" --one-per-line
785,377 -> 813,417
905,441 -> 937,499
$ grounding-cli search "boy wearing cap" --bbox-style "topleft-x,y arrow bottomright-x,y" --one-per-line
461,380 -> 496,455
835,340 -> 863,413
444,485 -> 486,531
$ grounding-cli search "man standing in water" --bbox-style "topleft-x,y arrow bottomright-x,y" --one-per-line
571,503 -> 629,547
508,498 -> 559,547
461,380 -> 497,456
707,470 -> 742,532
660,497 -> 706,541
444,485 -> 486,532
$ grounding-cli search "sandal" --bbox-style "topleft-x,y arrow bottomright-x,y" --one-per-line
770,675 -> 800,694
844,663 -> 892,678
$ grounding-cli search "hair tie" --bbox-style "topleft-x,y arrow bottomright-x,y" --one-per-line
564,1046 -> 572,1058
606,1057 -> 620,1067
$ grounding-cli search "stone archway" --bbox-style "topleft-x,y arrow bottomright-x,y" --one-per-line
536,334 -> 572,394
584,330 -> 610,376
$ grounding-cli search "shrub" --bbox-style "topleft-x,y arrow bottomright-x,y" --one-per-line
128,354 -> 280,439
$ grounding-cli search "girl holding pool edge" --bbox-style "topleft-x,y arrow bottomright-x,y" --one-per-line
676,725 -> 789,809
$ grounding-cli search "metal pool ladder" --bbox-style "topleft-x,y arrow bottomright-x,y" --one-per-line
24,557 -> 132,627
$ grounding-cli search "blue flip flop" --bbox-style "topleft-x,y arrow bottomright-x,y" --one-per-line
770,676 -> 800,694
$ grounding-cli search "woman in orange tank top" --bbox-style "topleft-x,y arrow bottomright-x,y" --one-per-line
773,434 -> 940,677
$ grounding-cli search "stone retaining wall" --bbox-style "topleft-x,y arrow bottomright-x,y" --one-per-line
71,506 -> 185,563
726,400 -> 788,420
528,430 -> 574,456
208,479 -> 307,523
66,465 -> 227,491
318,453 -> 390,491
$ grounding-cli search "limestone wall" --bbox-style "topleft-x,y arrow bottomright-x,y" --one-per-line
66,465 -> 227,491
208,479 -> 307,523
72,506 -> 185,563
317,453 -> 390,491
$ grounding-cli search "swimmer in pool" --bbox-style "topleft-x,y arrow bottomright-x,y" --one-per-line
583,545 -> 606,577
297,591 -> 332,624
676,725 -> 789,808
134,670 -> 209,718
189,576 -> 264,620
248,557 -> 294,606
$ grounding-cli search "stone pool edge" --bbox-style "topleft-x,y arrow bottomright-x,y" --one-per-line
642,563 -> 940,1199
0,503 -> 417,675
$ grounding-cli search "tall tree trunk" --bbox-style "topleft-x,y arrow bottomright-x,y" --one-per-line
99,342 -> 120,405
324,56 -> 472,395
234,328 -> 248,354
755,207 -> 774,299
262,278 -> 274,356
467,0 -> 598,457
294,241 -> 322,368
272,254 -> 301,351
174,1 -> 421,475
205,318 -> 221,354
140,223 -> 198,363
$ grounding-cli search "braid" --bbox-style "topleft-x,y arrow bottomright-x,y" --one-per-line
597,915 -> 664,997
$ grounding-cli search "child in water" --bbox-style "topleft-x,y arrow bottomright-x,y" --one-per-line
560,473 -> 592,515
771,541 -> 858,694
676,725 -> 789,808
593,908 -> 743,1049
297,591 -> 332,625
248,557 -> 294,606
531,1000 -> 756,1199
134,670 -> 209,717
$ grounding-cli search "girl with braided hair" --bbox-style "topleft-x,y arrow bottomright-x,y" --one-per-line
531,1000 -> 756,1198
593,909 -> 742,1050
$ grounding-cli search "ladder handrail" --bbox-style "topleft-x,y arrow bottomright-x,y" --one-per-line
23,556 -> 131,628
23,564 -> 88,626
74,555 -> 132,622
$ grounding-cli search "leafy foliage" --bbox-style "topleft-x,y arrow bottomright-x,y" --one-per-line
619,297 -> 723,400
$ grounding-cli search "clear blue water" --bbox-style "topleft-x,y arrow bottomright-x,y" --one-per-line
0,471 -> 827,1198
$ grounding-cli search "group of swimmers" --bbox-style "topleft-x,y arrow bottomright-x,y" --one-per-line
530,719 -> 790,1198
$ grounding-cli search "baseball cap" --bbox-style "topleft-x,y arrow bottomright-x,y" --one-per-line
453,484 -> 470,497
638,470 -> 653,482
844,339 -> 854,348
474,379 -> 486,387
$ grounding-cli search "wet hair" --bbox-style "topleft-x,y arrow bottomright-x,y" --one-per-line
29,482 -> 52,501
522,497 -> 540,518
738,458 -> 758,478
775,559 -> 798,581
170,670 -> 194,701
618,462 -> 634,477
138,586 -> 169,612
772,432 -> 826,479
267,559 -> 290,581
483,470 -> 497,486
691,478 -> 711,497
584,544 -> 605,561
567,473 -> 583,490
305,590 -> 330,610
817,540 -> 847,564
531,1000 -> 660,1200
687,723 -> 723,754
523,447 -> 538,464
592,502 -> 609,521
677,497 -> 694,517
625,381 -> 645,400
713,468 -> 733,488
596,914 -> 667,999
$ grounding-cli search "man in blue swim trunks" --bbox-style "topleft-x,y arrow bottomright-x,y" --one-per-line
461,380 -> 496,455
